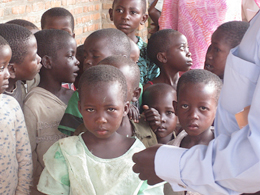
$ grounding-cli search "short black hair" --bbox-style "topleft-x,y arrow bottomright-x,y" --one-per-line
98,55 -> 140,88
0,35 -> 9,47
34,29 -> 73,59
85,28 -> 131,58
177,69 -> 222,102
41,7 -> 74,31
0,24 -> 32,64
215,21 -> 249,48
6,19 -> 38,30
112,0 -> 146,13
147,29 -> 180,65
78,65 -> 127,102
142,83 -> 176,107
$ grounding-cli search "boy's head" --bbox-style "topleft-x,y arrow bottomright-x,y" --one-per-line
98,55 -> 140,102
78,65 -> 129,138
41,7 -> 75,37
6,19 -> 39,34
0,24 -> 41,81
83,28 -> 131,70
174,69 -> 222,137
35,29 -> 79,84
0,36 -> 11,93
147,29 -> 192,71
204,21 -> 249,79
129,38 -> 140,63
142,83 -> 177,139
109,0 -> 148,36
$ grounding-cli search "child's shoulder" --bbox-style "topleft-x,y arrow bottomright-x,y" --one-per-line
131,116 -> 158,147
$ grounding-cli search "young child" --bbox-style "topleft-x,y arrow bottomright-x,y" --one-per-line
41,7 -> 75,37
0,24 -> 42,108
142,83 -> 178,144
6,19 -> 39,34
58,28 -> 131,135
23,29 -> 79,194
167,69 -> 222,195
109,0 -> 160,85
74,56 -> 158,148
0,35 -> 33,194
37,65 -> 163,195
144,29 -> 192,91
204,21 -> 249,80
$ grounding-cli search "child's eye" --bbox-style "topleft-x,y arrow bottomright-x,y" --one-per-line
214,47 -> 220,52
166,111 -> 174,115
107,108 -> 116,112
130,11 -> 137,14
116,9 -> 123,13
181,104 -> 189,109
86,108 -> 94,112
205,64 -> 213,70
93,55 -> 100,59
199,106 -> 208,111
0,65 -> 5,72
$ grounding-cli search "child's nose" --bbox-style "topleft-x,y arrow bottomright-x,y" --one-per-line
4,66 -> 10,79
160,114 -> 166,123
122,11 -> 130,20
188,108 -> 199,120
36,54 -> 41,64
95,113 -> 107,124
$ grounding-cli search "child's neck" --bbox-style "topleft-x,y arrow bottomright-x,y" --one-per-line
152,69 -> 179,89
126,32 -> 138,44
157,133 -> 174,144
6,78 -> 17,92
180,128 -> 214,149
82,131 -> 135,159
38,76 -> 73,105
116,115 -> 133,137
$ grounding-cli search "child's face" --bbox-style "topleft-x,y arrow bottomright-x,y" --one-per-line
166,34 -> 192,71
78,81 -> 128,139
83,37 -> 114,71
43,16 -> 74,37
109,0 -> 147,36
174,83 -> 217,137
14,35 -> 42,81
148,91 -> 177,138
0,45 -> 11,93
204,30 -> 232,79
51,37 -> 79,83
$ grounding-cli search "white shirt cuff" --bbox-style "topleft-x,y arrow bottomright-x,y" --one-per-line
154,145 -> 187,191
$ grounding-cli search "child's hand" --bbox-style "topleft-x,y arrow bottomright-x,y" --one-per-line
128,104 -> 140,123
142,105 -> 161,132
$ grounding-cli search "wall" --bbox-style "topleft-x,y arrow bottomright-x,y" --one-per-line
0,0 -> 148,45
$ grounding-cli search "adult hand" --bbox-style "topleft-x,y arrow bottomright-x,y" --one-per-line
142,105 -> 161,132
132,144 -> 164,185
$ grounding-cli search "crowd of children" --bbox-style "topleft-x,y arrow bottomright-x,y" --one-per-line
0,0 -> 257,194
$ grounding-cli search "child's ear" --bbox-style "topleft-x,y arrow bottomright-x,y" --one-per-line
8,63 -> 16,79
173,101 -> 178,116
123,101 -> 130,116
131,87 -> 141,102
109,8 -> 114,21
157,52 -> 167,63
140,13 -> 148,25
41,55 -> 52,69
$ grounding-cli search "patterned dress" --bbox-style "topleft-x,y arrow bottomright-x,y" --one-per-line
0,94 -> 32,195
159,0 -> 242,69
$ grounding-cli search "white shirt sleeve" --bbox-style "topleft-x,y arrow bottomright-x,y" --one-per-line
154,0 -> 164,12
155,12 -> 260,195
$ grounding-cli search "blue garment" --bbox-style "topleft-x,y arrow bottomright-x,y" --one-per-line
154,12 -> 260,195
136,36 -> 160,85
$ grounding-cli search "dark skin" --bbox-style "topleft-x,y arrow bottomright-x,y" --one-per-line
143,33 -> 192,91
148,0 -> 161,34
39,37 -> 79,105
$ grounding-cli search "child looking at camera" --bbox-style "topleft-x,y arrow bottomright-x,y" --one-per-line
144,29 -> 192,91
0,35 -> 33,194
109,0 -> 160,84
23,29 -> 79,194
37,65 -> 163,195
167,69 -> 222,195
142,83 -> 178,144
